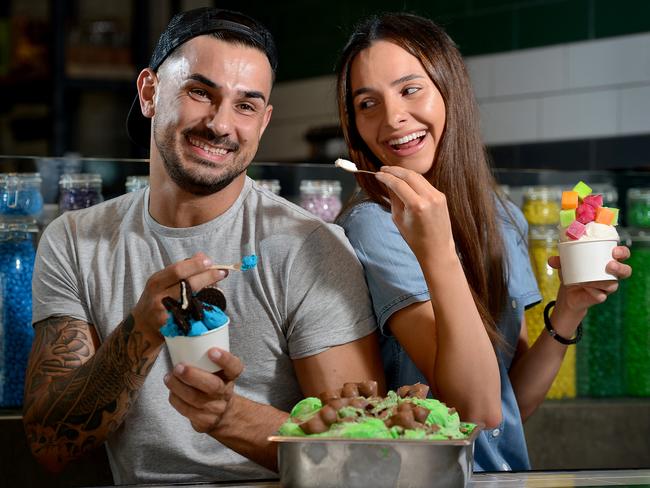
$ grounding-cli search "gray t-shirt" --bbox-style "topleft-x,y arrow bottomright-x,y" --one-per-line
32,177 -> 377,485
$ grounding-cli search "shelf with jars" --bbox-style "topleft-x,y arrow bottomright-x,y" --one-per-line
0,157 -> 648,475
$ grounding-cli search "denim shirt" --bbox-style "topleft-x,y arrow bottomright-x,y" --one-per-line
338,198 -> 541,472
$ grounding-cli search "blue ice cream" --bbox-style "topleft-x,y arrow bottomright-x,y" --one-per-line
241,254 -> 258,270
160,303 -> 228,337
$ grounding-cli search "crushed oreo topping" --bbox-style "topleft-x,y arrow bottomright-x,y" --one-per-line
162,280 -> 227,336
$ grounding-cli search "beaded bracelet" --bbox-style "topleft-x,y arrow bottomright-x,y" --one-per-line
543,300 -> 583,345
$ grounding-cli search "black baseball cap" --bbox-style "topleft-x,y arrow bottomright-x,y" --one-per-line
126,7 -> 278,149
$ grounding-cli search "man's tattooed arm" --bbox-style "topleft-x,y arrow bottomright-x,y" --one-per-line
22,314 -> 163,472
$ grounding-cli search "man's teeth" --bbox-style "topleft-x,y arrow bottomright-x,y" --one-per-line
388,130 -> 426,146
188,136 -> 229,155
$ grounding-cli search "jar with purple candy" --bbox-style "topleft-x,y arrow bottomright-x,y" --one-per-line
59,173 -> 104,211
0,218 -> 38,408
299,180 -> 342,223
0,173 -> 43,217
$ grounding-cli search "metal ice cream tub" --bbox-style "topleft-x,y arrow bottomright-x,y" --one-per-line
269,425 -> 481,488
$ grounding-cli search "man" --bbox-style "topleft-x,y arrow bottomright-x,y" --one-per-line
23,8 -> 384,485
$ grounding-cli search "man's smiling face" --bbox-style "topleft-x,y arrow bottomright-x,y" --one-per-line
151,35 -> 273,195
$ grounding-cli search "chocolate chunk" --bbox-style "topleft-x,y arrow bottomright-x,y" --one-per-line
357,380 -> 378,397
397,383 -> 429,399
341,383 -> 359,398
319,389 -> 342,403
300,415 -> 329,435
319,405 -> 338,426
349,398 -> 369,410
412,406 -> 430,424
195,287 -> 227,311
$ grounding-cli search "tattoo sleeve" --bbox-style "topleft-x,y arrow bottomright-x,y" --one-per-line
22,315 -> 160,471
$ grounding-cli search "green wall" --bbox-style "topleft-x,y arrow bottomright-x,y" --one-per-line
219,0 -> 650,81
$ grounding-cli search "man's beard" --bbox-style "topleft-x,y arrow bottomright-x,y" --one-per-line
154,123 -> 247,196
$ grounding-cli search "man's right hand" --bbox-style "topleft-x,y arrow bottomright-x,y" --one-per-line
132,252 -> 228,340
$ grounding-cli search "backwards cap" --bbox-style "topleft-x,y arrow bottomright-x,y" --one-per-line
126,7 -> 278,148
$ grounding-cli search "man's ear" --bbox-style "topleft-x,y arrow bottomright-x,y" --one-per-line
136,68 -> 158,119
259,104 -> 273,139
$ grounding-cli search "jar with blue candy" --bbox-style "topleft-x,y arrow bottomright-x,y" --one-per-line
59,173 -> 104,211
0,173 -> 44,217
0,219 -> 38,408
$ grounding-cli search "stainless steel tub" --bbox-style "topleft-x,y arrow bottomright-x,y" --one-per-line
269,426 -> 481,488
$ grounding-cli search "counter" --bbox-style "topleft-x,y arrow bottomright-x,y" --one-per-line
81,470 -> 650,487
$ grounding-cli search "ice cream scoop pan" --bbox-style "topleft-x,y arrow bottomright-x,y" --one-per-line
269,424 -> 482,488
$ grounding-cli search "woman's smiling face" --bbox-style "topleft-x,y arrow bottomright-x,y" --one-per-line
350,40 -> 446,174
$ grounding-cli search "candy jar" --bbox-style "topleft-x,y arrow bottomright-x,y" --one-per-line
524,225 -> 575,399
0,173 -> 44,218
0,219 -> 38,408
577,192 -> 625,398
255,179 -> 281,195
627,188 -> 650,228
623,229 -> 650,396
125,175 -> 149,193
522,186 -> 562,226
59,173 -> 104,211
299,180 -> 342,223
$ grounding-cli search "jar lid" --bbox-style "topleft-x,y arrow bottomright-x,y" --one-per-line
59,173 -> 103,187
627,187 -> 650,202
0,217 -> 39,233
528,225 -> 557,243
0,172 -> 42,188
300,179 -> 342,193
256,179 -> 281,194
522,186 -> 562,201
126,175 -> 149,185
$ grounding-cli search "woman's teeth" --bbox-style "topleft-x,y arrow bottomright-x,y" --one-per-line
388,130 -> 426,147
188,136 -> 229,156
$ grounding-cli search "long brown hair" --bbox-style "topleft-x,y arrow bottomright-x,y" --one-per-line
336,13 -> 509,342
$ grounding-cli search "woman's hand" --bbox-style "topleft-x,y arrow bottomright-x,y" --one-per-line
375,166 -> 456,264
548,245 -> 631,325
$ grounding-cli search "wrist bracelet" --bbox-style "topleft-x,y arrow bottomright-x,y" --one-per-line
543,300 -> 582,345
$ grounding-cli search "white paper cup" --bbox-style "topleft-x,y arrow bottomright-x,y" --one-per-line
164,319 -> 229,373
558,239 -> 618,285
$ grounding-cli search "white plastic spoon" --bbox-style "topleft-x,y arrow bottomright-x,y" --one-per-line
334,158 -> 376,175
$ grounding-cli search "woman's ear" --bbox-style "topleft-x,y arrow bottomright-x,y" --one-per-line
136,68 -> 158,119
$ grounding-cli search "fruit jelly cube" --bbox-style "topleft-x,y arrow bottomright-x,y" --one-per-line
576,203 -> 596,224
572,181 -> 592,200
595,207 -> 615,225
566,220 -> 586,240
583,194 -> 603,208
560,209 -> 576,227
562,191 -> 579,210
606,207 -> 619,225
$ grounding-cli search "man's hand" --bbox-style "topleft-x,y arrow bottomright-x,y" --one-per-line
132,252 -> 227,339
164,348 -> 244,433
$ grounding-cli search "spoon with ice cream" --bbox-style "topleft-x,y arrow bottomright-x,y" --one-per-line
210,254 -> 258,271
334,158 -> 376,175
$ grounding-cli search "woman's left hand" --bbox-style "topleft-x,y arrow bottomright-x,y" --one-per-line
548,245 -> 632,313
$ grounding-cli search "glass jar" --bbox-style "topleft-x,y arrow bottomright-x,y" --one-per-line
256,179 -> 281,195
577,229 -> 626,398
623,229 -> 650,396
522,186 -> 562,226
299,180 -> 342,223
0,173 -> 43,217
626,188 -> 650,228
524,225 -> 575,399
59,173 -> 104,211
125,175 -> 149,193
0,219 -> 38,408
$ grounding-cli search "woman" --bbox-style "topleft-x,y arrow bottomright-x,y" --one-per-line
335,13 -> 631,471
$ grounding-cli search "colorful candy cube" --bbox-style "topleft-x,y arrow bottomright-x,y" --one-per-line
576,202 -> 596,224
566,220 -> 587,240
561,191 -> 579,209
595,207 -> 615,225
572,181 -> 592,200
605,207 -> 619,226
560,209 -> 577,227
583,194 -> 603,208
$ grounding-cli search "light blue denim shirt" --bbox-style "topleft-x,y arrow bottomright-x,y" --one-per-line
338,198 -> 541,472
